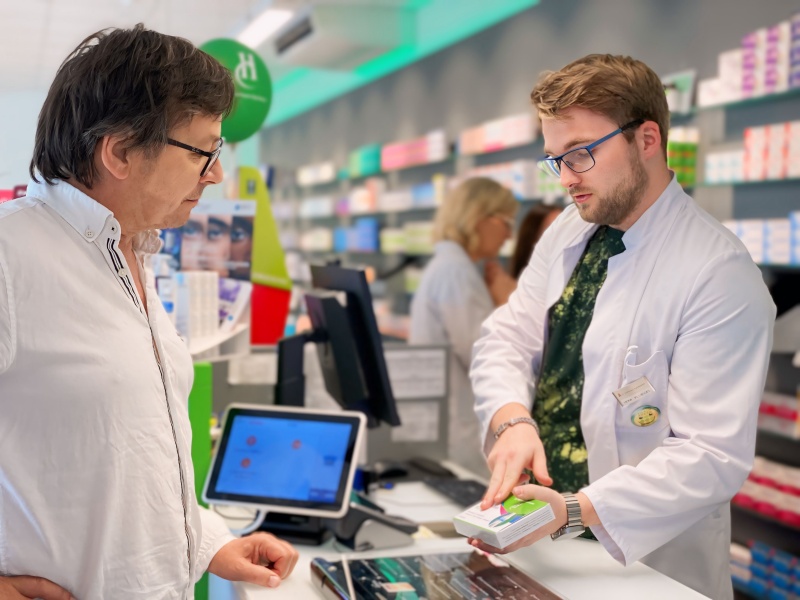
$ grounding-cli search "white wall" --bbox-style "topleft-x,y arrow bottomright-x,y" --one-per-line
0,91 -> 46,189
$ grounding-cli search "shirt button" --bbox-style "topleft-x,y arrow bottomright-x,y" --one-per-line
85,229 -> 94,238
117,268 -> 127,277
111,225 -> 117,233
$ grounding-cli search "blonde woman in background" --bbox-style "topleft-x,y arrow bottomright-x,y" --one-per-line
409,177 -> 518,476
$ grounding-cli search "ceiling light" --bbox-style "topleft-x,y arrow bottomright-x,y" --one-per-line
237,9 -> 294,49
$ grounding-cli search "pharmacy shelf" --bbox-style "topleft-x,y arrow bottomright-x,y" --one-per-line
698,86 -> 800,113
188,323 -> 249,356
699,177 -> 800,187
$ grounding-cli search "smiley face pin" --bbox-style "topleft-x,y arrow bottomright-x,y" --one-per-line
631,405 -> 661,427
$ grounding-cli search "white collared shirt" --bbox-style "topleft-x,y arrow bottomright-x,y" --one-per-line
0,179 -> 234,599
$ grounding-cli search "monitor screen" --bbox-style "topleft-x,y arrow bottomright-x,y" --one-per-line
203,404 -> 366,518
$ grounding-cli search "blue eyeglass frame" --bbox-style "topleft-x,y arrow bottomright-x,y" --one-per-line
539,119 -> 644,177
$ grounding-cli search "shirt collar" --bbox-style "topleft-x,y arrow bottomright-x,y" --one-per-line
27,177 -> 113,242
26,177 -> 163,255
620,173 -> 686,252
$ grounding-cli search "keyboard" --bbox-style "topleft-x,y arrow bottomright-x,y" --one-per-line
423,477 -> 487,507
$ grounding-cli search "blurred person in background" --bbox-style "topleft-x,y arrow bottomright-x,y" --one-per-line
508,205 -> 563,279
409,177 -> 518,476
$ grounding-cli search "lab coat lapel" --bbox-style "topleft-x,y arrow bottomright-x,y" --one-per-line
582,179 -> 688,482
545,223 -> 598,310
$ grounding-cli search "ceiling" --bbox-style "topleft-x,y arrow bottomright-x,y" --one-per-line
0,0 -> 536,127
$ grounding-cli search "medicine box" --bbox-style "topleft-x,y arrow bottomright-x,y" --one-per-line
453,494 -> 556,549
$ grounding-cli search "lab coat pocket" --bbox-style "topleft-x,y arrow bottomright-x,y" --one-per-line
615,349 -> 670,466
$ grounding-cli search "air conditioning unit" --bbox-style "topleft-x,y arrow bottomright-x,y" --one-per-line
273,5 -> 415,70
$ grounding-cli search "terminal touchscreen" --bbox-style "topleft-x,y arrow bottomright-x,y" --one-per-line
203,404 -> 366,518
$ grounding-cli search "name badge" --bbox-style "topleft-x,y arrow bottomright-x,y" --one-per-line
612,376 -> 655,407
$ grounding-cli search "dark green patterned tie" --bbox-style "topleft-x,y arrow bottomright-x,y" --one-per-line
531,226 -> 626,535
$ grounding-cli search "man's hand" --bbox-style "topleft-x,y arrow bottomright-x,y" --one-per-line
0,575 -> 75,600
470,484 -> 567,554
481,407 -> 552,510
208,533 -> 299,589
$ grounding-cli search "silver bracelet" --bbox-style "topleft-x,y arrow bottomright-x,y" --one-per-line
493,416 -> 539,440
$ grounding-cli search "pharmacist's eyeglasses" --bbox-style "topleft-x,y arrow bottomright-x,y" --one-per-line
167,137 -> 224,177
538,119 -> 644,178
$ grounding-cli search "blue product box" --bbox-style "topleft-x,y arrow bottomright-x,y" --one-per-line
333,227 -> 349,253
354,218 -> 379,252
751,541 -> 775,565
752,562 -> 772,579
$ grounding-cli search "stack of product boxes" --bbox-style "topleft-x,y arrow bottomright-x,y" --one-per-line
454,161 -> 539,200
174,271 -> 220,343
731,541 -> 800,598
666,127 -> 699,188
723,212 -> 800,265
698,12 -> 800,107
734,452 -> 800,527
743,121 -> 800,181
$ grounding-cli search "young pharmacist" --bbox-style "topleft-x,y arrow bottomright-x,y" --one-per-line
469,54 -> 776,600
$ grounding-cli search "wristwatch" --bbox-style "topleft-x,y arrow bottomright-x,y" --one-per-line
550,493 -> 585,541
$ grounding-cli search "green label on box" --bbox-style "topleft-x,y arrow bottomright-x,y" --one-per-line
502,494 -> 549,516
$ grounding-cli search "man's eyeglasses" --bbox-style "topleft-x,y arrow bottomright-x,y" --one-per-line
167,137 -> 224,177
538,119 -> 644,178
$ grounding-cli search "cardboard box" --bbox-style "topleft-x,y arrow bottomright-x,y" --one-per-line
453,495 -> 556,549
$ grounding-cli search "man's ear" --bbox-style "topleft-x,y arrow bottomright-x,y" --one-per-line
639,121 -> 663,160
96,135 -> 133,181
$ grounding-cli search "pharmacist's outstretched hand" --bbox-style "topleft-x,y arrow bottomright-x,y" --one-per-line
208,533 -> 299,588
481,423 -> 551,510
469,485 -> 567,554
0,575 -> 75,600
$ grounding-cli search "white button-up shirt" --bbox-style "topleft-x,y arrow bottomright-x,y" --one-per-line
471,177 -> 775,600
0,179 -> 234,599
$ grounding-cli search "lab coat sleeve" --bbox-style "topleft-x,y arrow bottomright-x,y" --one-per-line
582,250 -> 775,566
0,251 -> 15,374
470,229 -> 553,456
195,505 -> 237,579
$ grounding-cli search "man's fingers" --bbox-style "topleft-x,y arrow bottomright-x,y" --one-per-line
236,561 -> 281,589
258,538 -> 299,579
9,575 -> 75,600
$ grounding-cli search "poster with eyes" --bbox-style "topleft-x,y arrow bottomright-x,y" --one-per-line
158,199 -> 256,329
165,199 -> 257,281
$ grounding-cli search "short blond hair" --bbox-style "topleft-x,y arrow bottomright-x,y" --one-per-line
433,177 -> 517,254
530,54 -> 669,156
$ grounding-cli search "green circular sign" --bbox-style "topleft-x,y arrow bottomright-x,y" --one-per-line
201,38 -> 272,143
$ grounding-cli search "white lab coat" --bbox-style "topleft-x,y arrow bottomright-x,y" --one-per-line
471,177 -> 775,600
410,241 -> 494,476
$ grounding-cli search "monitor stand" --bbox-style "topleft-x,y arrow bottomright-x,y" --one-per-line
257,512 -> 331,546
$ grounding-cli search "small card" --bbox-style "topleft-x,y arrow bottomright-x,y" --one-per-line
612,376 -> 656,407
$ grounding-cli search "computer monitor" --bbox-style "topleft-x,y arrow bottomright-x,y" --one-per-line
275,264 -> 401,429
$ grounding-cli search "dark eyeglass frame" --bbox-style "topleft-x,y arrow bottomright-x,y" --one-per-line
167,137 -> 224,177
539,119 -> 644,177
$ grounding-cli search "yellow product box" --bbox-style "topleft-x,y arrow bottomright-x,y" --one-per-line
453,494 -> 556,549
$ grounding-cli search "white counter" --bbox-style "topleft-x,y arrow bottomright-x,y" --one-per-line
209,480 -> 710,600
